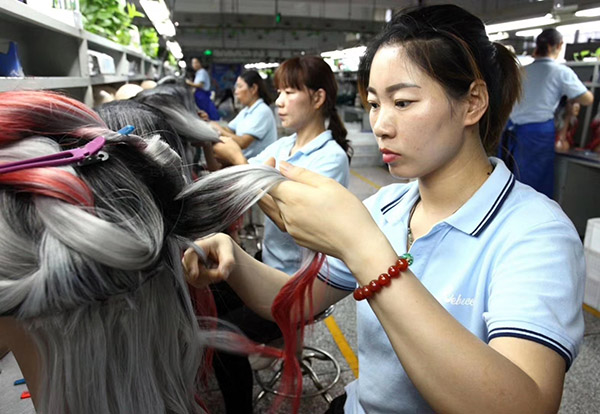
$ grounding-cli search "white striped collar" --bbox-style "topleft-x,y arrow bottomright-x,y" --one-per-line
445,157 -> 515,236
380,157 -> 515,237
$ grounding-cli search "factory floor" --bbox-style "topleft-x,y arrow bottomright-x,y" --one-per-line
1,137 -> 599,414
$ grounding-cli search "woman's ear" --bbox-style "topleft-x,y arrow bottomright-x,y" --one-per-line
251,83 -> 259,96
312,88 -> 327,110
464,80 -> 489,127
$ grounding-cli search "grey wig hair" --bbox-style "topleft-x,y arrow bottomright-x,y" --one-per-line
95,98 -> 219,180
0,91 -> 286,414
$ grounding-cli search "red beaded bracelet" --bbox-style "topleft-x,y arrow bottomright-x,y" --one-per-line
353,253 -> 413,301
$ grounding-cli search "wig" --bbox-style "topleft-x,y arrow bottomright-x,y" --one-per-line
95,99 -> 188,165
135,92 -> 219,147
136,82 -> 199,115
0,90 -> 295,414
183,166 -> 330,413
132,84 -> 220,175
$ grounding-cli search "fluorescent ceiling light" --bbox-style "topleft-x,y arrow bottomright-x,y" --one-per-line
557,20 -> 600,34
488,32 -> 509,41
320,46 -> 366,60
153,20 -> 176,37
166,40 -> 183,59
321,46 -> 366,72
178,60 -> 187,68
515,28 -> 543,37
486,14 -> 555,33
140,0 -> 176,38
244,62 -> 280,69
385,9 -> 393,22
575,7 -> 600,17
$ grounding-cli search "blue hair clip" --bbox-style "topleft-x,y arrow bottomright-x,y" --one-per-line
117,125 -> 135,136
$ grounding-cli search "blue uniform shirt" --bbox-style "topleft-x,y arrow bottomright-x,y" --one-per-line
318,157 -> 585,414
194,68 -> 211,91
228,99 -> 277,159
249,130 -> 350,275
510,58 -> 588,124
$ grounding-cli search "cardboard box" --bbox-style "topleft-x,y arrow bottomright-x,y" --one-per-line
584,218 -> 600,310
584,218 -> 600,251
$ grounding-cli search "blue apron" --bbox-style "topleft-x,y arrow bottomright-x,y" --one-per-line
194,88 -> 220,120
499,119 -> 555,199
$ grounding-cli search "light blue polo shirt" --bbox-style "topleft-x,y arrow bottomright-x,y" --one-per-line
249,130 -> 349,275
510,58 -> 588,124
318,157 -> 585,414
228,99 -> 277,159
194,68 -> 211,91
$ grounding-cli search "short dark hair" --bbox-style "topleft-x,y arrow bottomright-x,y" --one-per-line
536,28 -> 563,56
358,4 -> 521,153
239,70 -> 274,105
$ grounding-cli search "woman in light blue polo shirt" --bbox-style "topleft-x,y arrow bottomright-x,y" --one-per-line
210,70 -> 277,160
185,6 -> 584,414
208,55 -> 352,414
499,28 -> 593,198
213,56 -> 352,274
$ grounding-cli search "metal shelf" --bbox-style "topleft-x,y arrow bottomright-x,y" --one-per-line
0,0 -> 83,38
90,75 -> 129,85
0,76 -> 89,91
0,1 -> 162,104
85,32 -> 129,54
565,61 -> 600,67
85,32 -> 151,61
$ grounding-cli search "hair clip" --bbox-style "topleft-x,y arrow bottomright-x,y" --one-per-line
117,125 -> 135,135
0,136 -> 108,175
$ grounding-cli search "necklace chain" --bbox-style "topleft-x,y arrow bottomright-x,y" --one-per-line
407,197 -> 420,251
406,164 -> 493,250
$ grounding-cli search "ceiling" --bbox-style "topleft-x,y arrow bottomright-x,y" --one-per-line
140,0 -> 600,63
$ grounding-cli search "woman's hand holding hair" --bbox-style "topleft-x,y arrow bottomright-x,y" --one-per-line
183,233 -> 235,288
209,121 -> 226,134
200,142 -> 222,171
212,136 -> 246,165
257,157 -> 287,231
183,231 -> 322,320
268,161 -> 391,268
197,110 -> 209,122
209,121 -> 236,137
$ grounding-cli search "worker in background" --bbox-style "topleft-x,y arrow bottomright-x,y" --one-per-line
499,28 -> 593,198
187,57 -> 220,120
209,70 -> 278,160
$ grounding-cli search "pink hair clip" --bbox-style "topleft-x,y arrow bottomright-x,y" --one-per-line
0,137 -> 108,174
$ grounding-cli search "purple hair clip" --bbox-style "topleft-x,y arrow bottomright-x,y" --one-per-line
0,137 -> 108,175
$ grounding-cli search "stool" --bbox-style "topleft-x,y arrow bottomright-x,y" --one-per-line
252,305 -> 341,404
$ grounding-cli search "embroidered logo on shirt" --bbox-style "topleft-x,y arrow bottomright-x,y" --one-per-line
444,293 -> 475,306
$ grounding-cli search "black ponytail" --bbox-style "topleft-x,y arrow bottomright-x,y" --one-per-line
327,107 -> 352,161
484,43 -> 522,152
